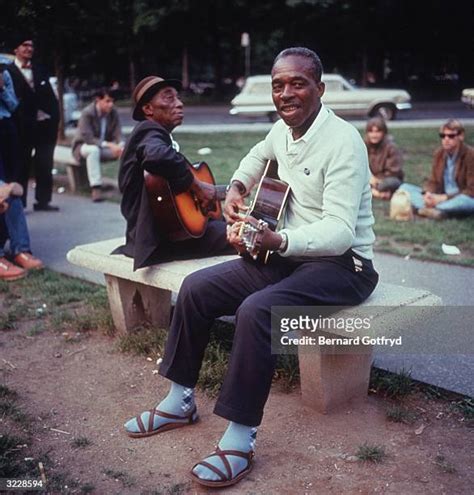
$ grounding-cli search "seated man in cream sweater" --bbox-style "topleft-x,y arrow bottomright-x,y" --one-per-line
123,47 -> 379,488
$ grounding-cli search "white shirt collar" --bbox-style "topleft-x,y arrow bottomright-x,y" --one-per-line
170,134 -> 180,152
14,57 -> 32,70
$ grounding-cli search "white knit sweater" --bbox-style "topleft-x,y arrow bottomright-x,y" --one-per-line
231,105 -> 375,260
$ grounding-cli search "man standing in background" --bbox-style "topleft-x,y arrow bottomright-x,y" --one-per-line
7,35 -> 59,211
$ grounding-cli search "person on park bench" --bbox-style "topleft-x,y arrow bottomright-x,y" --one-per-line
399,119 -> 474,220
115,76 -> 231,270
123,48 -> 378,488
72,88 -> 125,202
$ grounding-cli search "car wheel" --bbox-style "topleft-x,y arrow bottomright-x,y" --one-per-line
268,112 -> 279,123
372,104 -> 397,121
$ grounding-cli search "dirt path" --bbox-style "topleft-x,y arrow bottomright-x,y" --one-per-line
1,322 -> 472,494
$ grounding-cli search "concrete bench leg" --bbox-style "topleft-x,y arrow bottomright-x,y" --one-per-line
66,163 -> 90,192
105,275 -> 172,334
298,345 -> 374,413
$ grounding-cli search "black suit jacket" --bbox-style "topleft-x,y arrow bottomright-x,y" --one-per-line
6,62 -> 59,133
117,120 -> 194,270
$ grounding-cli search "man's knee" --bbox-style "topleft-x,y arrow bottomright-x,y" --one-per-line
236,292 -> 270,324
81,144 -> 100,158
179,269 -> 212,301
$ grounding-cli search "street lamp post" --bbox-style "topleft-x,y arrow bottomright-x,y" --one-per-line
241,32 -> 250,78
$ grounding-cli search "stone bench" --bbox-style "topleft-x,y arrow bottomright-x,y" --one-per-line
67,237 -> 441,413
54,145 -> 117,193
54,145 -> 89,193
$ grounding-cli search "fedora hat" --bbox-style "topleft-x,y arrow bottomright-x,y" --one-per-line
132,76 -> 182,121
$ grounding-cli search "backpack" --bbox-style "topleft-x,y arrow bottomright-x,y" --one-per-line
390,189 -> 413,221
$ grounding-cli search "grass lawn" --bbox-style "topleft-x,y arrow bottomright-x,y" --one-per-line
181,126 -> 474,266
76,126 -> 474,266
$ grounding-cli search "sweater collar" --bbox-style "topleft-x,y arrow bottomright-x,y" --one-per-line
286,103 -> 330,144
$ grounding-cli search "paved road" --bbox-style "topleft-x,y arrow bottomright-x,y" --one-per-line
116,100 -> 474,127
24,190 -> 473,397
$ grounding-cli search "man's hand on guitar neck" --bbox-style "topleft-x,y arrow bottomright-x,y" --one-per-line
227,217 -> 284,257
189,177 -> 217,213
224,181 -> 248,223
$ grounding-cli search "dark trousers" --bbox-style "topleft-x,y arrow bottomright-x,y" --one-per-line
149,219 -> 234,264
18,119 -> 57,207
0,118 -> 20,183
376,177 -> 402,193
159,250 -> 379,426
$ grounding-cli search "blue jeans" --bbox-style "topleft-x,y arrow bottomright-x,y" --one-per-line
0,196 -> 31,257
399,183 -> 474,216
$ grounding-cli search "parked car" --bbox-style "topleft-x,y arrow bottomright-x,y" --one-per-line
230,74 -> 412,121
461,88 -> 474,108
0,54 -> 80,126
48,77 -> 81,126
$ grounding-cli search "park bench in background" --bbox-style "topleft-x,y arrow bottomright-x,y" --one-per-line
53,145 -> 117,193
67,237 -> 441,414
54,145 -> 88,193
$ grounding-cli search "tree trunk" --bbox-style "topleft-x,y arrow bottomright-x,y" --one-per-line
209,0 -> 223,94
54,49 -> 65,141
361,47 -> 368,87
181,47 -> 189,90
128,50 -> 136,93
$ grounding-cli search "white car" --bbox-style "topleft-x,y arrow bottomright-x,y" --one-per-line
461,88 -> 474,108
230,74 -> 412,121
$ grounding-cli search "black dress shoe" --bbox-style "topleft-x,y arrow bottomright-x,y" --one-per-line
33,203 -> 60,212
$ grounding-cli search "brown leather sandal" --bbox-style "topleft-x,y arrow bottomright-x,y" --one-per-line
125,406 -> 198,438
190,446 -> 255,488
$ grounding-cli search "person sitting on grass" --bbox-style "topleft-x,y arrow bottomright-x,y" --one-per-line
399,119 -> 474,220
0,178 -> 44,281
364,116 -> 404,200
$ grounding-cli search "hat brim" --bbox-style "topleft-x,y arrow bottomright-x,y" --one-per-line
132,79 -> 182,121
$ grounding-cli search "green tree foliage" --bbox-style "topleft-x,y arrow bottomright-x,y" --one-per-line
1,0 -> 472,98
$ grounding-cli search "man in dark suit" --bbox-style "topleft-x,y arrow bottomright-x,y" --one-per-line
117,75 -> 232,270
7,35 -> 59,211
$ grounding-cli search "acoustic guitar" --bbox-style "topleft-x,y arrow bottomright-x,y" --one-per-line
237,160 -> 290,263
144,161 -> 226,242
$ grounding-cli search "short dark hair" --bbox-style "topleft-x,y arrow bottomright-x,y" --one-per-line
273,47 -> 323,82
95,88 -> 113,100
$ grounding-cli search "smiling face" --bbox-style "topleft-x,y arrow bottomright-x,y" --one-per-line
271,54 -> 325,139
142,86 -> 184,132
